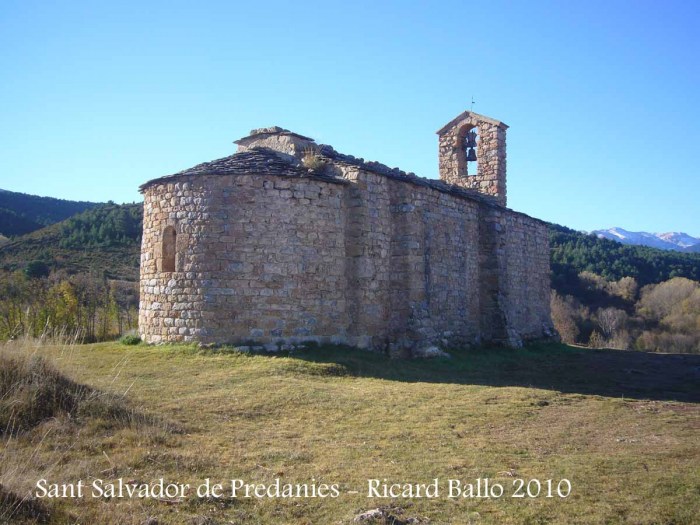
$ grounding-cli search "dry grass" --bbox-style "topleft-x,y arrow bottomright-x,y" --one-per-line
0,337 -> 177,524
301,146 -> 325,171
0,336 -> 175,436
0,340 -> 698,524
0,484 -> 53,524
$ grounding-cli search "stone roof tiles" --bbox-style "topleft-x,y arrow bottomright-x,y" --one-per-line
139,148 -> 346,192
241,126 -> 314,142
313,143 -> 503,207
435,111 -> 508,135
139,133 -> 546,220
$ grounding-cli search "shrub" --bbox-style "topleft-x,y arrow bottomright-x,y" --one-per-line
550,291 -> 580,344
301,146 -> 325,171
595,307 -> 628,340
0,352 -> 85,434
638,277 -> 698,320
23,260 -> 49,279
588,330 -> 607,349
119,333 -> 141,345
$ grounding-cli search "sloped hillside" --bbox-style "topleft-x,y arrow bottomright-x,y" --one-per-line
0,204 -> 142,281
0,188 -> 99,237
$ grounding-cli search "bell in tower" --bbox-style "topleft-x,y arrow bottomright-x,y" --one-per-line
465,130 -> 478,162
436,110 -> 508,206
465,130 -> 477,148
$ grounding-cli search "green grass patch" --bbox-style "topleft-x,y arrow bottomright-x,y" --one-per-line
0,341 -> 697,524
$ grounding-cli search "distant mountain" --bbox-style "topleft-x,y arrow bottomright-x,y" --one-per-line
0,207 -> 42,236
592,227 -> 700,252
657,231 -> 700,248
0,203 -> 142,281
0,188 -> 100,237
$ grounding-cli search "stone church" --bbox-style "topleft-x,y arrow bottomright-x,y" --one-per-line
138,111 -> 555,354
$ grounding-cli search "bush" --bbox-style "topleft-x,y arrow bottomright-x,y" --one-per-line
550,291 -> 580,344
301,146 -> 325,171
119,333 -> 141,345
23,261 -> 49,279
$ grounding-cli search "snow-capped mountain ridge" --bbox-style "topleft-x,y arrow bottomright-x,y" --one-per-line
592,227 -> 700,252
656,232 -> 700,248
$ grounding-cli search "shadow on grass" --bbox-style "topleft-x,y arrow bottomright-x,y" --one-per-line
284,343 -> 700,403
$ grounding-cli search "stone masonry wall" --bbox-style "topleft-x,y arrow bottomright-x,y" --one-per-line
139,178 -> 210,343
140,162 -> 553,351
337,165 -> 483,353
139,173 -> 349,345
503,213 -> 553,345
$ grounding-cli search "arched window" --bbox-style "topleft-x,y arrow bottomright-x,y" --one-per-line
162,226 -> 176,273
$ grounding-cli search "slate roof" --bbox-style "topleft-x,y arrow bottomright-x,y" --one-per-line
312,142 -> 502,207
234,126 -> 315,145
139,148 -> 346,192
435,111 -> 508,135
139,135 -> 514,212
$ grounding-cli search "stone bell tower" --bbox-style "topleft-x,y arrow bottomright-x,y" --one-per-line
437,111 -> 508,206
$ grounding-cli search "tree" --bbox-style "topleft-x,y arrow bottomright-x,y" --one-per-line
596,307 -> 627,340
550,291 -> 580,344
610,276 -> 638,302
638,278 -> 698,320
24,260 -> 50,279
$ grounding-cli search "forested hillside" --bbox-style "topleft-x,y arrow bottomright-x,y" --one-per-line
549,223 -> 700,296
0,208 -> 45,236
57,204 -> 142,249
0,203 -> 143,340
549,225 -> 700,353
0,188 -> 99,236
0,204 -> 142,281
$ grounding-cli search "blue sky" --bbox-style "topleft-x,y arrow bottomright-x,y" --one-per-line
1,0 -> 698,235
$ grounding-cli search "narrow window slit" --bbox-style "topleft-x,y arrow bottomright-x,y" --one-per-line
162,226 -> 176,272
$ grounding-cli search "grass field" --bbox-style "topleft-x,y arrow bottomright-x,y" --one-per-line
1,340 -> 698,524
